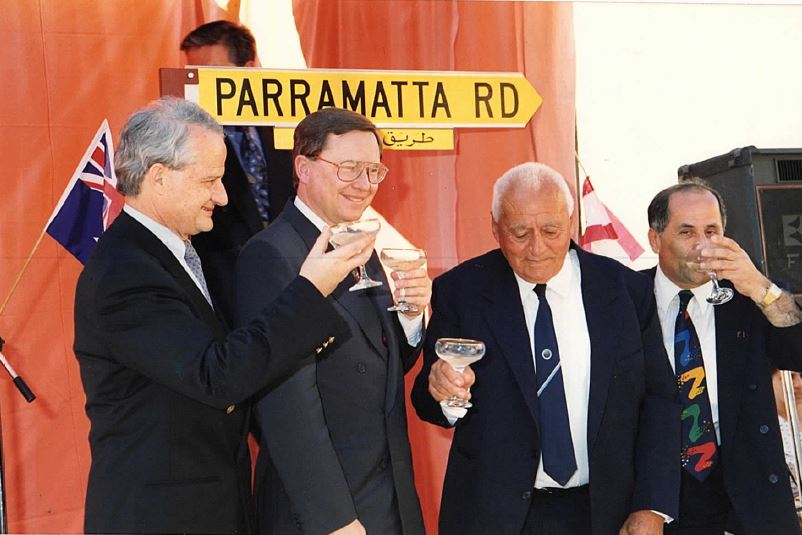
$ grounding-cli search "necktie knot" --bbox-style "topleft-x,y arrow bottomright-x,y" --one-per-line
183,240 -> 212,306
534,284 -> 547,300
678,289 -> 693,313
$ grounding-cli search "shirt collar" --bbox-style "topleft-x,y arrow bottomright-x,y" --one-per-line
294,196 -> 329,231
513,249 -> 578,302
654,264 -> 714,315
123,204 -> 187,260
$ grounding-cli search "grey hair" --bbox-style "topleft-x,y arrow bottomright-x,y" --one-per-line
491,162 -> 575,222
115,97 -> 223,196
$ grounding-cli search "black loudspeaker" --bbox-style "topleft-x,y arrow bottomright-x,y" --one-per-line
678,146 -> 802,298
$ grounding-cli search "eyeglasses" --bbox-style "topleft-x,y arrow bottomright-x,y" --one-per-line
312,156 -> 389,184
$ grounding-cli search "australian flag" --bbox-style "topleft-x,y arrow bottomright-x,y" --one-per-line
45,120 -> 124,264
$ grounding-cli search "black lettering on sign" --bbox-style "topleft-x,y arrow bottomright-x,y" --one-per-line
290,79 -> 311,116
500,82 -> 518,118
216,78 -> 236,116
237,78 -> 258,116
431,82 -> 451,118
412,81 -> 429,117
371,81 -> 391,117
342,80 -> 366,115
390,81 -> 407,117
318,80 -> 335,109
262,79 -> 283,116
474,82 -> 493,118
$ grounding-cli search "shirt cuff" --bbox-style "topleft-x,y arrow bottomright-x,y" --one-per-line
651,510 -> 673,524
398,312 -> 424,346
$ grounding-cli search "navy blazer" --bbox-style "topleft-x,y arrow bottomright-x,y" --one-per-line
236,202 -> 425,535
74,211 -> 346,534
646,267 -> 802,534
194,126 -> 294,326
412,246 -> 680,535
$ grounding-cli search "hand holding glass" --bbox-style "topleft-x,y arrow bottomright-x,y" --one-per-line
686,238 -> 734,305
329,219 -> 383,291
380,248 -> 426,312
435,338 -> 485,409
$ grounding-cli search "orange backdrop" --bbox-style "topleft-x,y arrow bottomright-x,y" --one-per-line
0,1 -> 574,532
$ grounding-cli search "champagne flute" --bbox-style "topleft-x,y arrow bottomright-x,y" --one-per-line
380,248 -> 426,312
435,338 -> 485,408
329,218 -> 383,291
686,238 -> 734,305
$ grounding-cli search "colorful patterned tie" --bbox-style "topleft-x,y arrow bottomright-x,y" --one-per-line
675,290 -> 718,481
239,127 -> 270,223
184,240 -> 212,306
534,284 -> 577,486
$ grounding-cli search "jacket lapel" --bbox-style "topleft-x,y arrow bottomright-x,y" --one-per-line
578,246 -> 621,450
481,252 -> 541,428
712,282 -> 747,451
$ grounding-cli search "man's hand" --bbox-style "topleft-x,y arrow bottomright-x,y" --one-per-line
428,359 -> 476,403
390,267 -> 432,319
300,228 -> 376,297
619,510 -> 664,535
329,519 -> 366,535
701,234 -> 769,300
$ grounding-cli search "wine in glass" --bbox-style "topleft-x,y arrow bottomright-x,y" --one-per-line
686,238 -> 734,305
435,338 -> 485,408
380,248 -> 426,312
329,218 -> 383,291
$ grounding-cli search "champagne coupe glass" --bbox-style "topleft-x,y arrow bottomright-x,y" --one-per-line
329,218 -> 383,292
686,238 -> 734,305
380,248 -> 426,312
435,338 -> 485,408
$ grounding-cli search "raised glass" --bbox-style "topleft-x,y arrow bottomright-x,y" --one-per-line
380,248 -> 426,312
329,218 -> 383,291
435,338 -> 485,409
686,238 -> 734,305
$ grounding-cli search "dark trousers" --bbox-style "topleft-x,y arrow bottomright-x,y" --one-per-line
521,485 -> 591,535
666,466 -> 731,535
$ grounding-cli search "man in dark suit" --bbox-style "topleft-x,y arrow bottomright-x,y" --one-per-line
645,180 -> 802,534
412,162 -> 681,535
74,97 -> 375,534
236,107 -> 430,535
180,20 -> 294,324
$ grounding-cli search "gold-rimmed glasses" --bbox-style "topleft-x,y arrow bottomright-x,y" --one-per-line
313,156 -> 389,184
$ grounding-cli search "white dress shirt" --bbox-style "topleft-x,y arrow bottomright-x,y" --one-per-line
294,197 -> 423,346
443,249 -> 592,488
124,204 -> 208,296
653,265 -> 721,443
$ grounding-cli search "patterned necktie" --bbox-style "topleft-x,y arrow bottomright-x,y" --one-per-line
183,240 -> 212,306
533,284 -> 577,486
239,127 -> 270,223
675,290 -> 718,480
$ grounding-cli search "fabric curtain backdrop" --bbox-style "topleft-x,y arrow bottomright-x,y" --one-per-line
293,2 -> 575,533
0,1 -> 574,532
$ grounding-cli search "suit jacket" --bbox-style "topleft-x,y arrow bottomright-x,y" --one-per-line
235,202 -> 425,535
646,268 -> 802,534
411,246 -> 681,535
194,126 -> 294,326
74,211 -> 348,534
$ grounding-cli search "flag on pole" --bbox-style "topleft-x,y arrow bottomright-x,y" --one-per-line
580,176 -> 644,262
45,120 -> 124,264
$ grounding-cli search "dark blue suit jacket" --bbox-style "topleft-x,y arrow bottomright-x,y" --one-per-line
646,267 -> 802,534
412,245 -> 680,535
236,202 -> 425,535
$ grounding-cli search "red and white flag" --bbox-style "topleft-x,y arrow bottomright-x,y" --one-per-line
580,176 -> 644,262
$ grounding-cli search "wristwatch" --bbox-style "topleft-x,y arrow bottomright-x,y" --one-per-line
758,283 -> 782,308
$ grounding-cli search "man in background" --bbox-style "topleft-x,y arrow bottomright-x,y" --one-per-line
180,20 -> 294,323
74,97 -> 373,534
646,180 -> 802,534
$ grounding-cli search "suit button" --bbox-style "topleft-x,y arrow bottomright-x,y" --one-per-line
226,405 -> 235,414
522,490 -> 532,500
748,384 -> 758,391
356,362 -> 367,374
760,425 -> 770,434
769,474 -> 779,484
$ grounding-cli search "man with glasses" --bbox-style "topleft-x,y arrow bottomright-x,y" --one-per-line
236,107 -> 431,535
